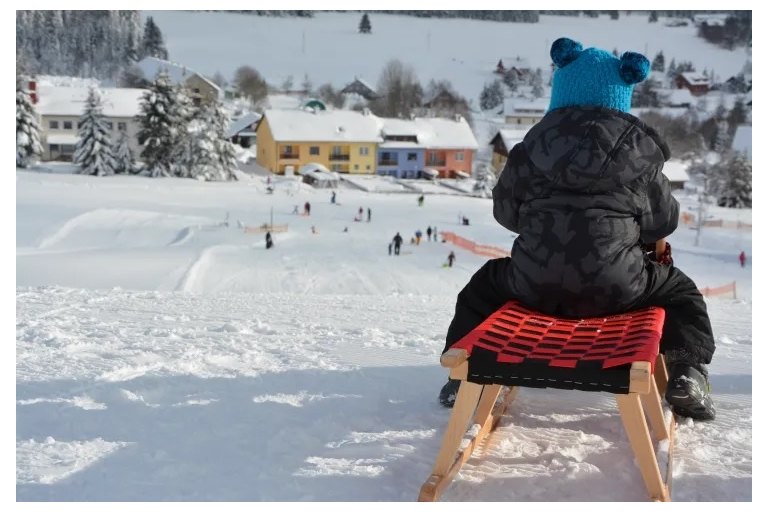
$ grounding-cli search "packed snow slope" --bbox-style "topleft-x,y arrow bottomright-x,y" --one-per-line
16,169 -> 751,501
144,10 -> 749,101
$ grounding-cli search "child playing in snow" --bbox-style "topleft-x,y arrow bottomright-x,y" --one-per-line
438,37 -> 716,421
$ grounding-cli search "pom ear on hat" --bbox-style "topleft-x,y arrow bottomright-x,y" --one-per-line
619,52 -> 650,84
550,37 -> 583,68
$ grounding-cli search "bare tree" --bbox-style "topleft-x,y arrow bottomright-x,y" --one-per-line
233,65 -> 268,105
370,59 -> 423,118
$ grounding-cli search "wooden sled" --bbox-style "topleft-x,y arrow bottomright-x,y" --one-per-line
419,301 -> 676,502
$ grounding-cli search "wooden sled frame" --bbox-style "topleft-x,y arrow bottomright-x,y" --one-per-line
418,351 -> 676,502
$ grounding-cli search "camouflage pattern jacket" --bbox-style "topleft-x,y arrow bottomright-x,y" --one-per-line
493,106 -> 678,317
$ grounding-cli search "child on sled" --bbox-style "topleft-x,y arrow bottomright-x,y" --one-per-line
438,38 -> 716,421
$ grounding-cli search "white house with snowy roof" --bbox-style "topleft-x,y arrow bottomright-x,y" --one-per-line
34,84 -> 146,162
136,56 -> 221,106
503,97 -> 549,126
661,159 -> 691,190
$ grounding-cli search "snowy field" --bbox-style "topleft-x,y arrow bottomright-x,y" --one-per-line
144,10 -> 750,103
16,167 -> 752,502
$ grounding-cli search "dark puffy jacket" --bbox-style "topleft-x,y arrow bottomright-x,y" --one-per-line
493,106 -> 678,317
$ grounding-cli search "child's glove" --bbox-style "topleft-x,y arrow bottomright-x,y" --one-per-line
643,241 -> 674,266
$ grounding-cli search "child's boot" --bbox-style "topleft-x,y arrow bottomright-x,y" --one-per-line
438,378 -> 461,408
665,363 -> 716,421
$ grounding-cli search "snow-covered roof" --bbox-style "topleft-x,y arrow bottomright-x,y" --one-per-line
136,56 -> 221,92
680,72 -> 710,86
501,56 -> 531,70
503,97 -> 549,116
381,118 -> 421,137
36,85 -> 147,118
299,163 -> 338,181
227,113 -> 262,138
732,125 -> 752,159
44,133 -> 79,145
379,141 -> 423,149
412,116 -> 479,150
262,109 -> 383,143
659,88 -> 696,106
662,159 -> 690,183
495,128 -> 528,150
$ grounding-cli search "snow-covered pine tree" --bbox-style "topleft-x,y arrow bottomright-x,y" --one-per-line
208,101 -> 239,181
74,87 -> 116,176
359,13 -> 372,34
179,116 -> 219,181
175,100 -> 237,181
649,11 -> 658,23
531,69 -> 544,98
715,153 -> 751,208
113,130 -> 136,174
473,165 -> 498,198
140,16 -> 168,60
652,51 -> 665,72
713,118 -> 731,153
479,80 -> 504,110
137,73 -> 189,177
16,84 -> 42,168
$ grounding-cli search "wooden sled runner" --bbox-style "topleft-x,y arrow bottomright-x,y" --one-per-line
419,300 -> 676,502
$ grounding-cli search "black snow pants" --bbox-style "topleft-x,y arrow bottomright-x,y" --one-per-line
443,258 -> 715,371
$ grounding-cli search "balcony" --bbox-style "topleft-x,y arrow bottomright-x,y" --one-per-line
427,160 -> 446,167
378,160 -> 399,166
329,154 -> 350,161
279,153 -> 300,159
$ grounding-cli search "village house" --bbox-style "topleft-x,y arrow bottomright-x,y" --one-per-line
488,128 -> 528,174
136,56 -> 221,106
254,108 -> 381,175
415,115 -> 478,179
503,97 -> 549,126
33,81 -> 145,162
377,118 -> 425,179
340,77 -> 379,101
675,72 -> 710,96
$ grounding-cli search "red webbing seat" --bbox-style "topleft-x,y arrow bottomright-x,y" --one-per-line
448,300 -> 666,394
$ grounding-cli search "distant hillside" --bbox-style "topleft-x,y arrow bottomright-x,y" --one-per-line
145,11 -> 750,103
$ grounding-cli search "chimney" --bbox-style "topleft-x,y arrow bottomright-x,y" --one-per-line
362,107 -> 371,116
454,114 -> 463,122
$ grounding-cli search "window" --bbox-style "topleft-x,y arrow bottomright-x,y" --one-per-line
78,121 -> 84,129
63,121 -> 73,130
455,152 -> 464,161
408,153 -> 417,161
309,146 -> 320,155
517,119 -> 522,124
193,88 -> 200,94
193,97 -> 201,106
49,144 -> 60,151
359,146 -> 369,156
354,164 -> 359,170
106,121 -> 114,130
49,120 -> 59,129
118,122 -> 127,132
332,146 -> 342,155
366,165 -> 370,170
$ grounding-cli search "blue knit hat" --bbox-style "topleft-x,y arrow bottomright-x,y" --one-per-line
548,37 -> 650,113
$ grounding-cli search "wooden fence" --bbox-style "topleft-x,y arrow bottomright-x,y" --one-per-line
244,223 -> 289,234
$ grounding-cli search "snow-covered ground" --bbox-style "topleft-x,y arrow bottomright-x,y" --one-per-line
16,168 -> 751,501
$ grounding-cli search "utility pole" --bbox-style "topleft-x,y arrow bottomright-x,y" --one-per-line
302,30 -> 306,55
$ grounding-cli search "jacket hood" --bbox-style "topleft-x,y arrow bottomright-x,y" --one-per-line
523,106 -> 670,192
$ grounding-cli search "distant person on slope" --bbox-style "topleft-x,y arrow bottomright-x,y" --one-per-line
392,232 -> 403,256
438,38 -> 716,421
265,231 -> 273,249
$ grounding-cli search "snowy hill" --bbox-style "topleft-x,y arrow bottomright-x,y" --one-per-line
16,169 -> 751,501
144,11 -> 750,103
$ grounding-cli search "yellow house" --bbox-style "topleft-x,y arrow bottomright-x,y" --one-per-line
255,109 -> 382,175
